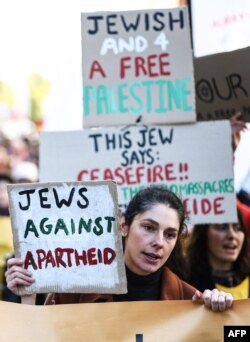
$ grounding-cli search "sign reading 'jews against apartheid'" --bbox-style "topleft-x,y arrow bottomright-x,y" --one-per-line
81,7 -> 195,127
40,121 -> 237,225
195,47 -> 250,122
7,181 -> 127,295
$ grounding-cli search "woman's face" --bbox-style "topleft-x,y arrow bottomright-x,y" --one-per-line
121,203 -> 180,275
207,223 -> 245,270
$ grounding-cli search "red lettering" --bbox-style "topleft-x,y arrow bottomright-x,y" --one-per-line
120,53 -> 171,79
125,167 -> 137,185
184,197 -> 226,216
103,168 -> 114,181
147,54 -> 158,77
135,56 -> 147,77
136,166 -> 145,184
75,249 -> 87,266
165,163 -> 176,181
24,251 -> 38,270
201,199 -> 212,214
89,60 -> 106,79
214,196 -> 225,214
23,247 -> 116,270
103,247 -> 116,264
90,168 -> 99,180
98,249 -> 103,263
153,165 -> 163,182
87,248 -> 97,265
37,249 -> 47,269
159,53 -> 170,76
77,170 -> 89,181
64,248 -> 74,267
193,198 -> 198,215
120,56 -> 131,79
55,248 -> 67,267
45,250 -> 56,268
114,167 -> 125,185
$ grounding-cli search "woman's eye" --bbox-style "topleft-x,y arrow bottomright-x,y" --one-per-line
164,232 -> 177,239
214,224 -> 227,231
233,224 -> 243,232
143,225 -> 155,232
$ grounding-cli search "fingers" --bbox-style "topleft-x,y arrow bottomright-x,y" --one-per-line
7,257 -> 24,268
192,290 -> 202,301
5,258 -> 34,295
230,112 -> 247,134
202,289 -> 233,312
231,111 -> 242,120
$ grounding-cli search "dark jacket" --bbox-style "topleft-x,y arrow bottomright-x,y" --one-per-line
45,267 -> 197,305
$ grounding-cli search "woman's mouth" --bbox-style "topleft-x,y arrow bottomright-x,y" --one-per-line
222,243 -> 238,254
142,252 -> 162,264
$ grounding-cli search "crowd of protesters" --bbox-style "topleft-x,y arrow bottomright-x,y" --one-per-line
1,114 -> 250,305
0,128 -> 39,300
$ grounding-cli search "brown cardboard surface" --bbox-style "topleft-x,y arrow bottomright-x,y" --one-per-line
0,299 -> 249,341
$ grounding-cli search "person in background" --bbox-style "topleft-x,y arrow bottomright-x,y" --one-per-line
229,111 -> 248,152
229,112 -> 250,242
2,160 -> 45,304
11,160 -> 39,184
0,173 -> 14,299
6,187 -> 233,311
186,209 -> 250,299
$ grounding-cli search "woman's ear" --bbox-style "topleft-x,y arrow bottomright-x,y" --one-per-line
120,215 -> 129,237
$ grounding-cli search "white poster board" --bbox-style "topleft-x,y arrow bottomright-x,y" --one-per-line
191,0 -> 250,57
7,181 -> 127,295
40,121 -> 237,224
194,47 -> 250,122
81,7 -> 195,127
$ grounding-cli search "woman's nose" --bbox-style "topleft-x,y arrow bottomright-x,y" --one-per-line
153,232 -> 164,246
227,224 -> 237,237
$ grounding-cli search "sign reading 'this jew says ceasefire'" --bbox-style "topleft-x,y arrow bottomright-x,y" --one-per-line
7,181 -> 127,295
81,7 -> 195,127
39,121 -> 237,225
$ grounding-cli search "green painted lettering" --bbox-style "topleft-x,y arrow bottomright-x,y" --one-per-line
24,219 -> 39,238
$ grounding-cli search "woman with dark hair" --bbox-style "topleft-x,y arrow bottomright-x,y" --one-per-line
6,186 -> 233,311
186,210 -> 250,299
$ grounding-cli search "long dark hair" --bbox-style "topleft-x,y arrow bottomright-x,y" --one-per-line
186,210 -> 250,291
123,186 -> 188,279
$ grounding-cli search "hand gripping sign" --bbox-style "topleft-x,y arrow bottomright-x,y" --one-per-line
7,180 -> 127,295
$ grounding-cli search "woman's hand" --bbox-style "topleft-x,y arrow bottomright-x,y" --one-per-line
229,112 -> 248,151
192,288 -> 233,311
5,257 -> 36,304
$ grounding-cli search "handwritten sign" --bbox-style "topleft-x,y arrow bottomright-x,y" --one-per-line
7,181 -> 127,295
81,7 -> 195,127
191,0 -> 250,57
40,121 -> 237,224
195,47 -> 250,122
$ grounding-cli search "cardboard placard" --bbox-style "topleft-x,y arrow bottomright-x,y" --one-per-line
191,0 -> 250,57
7,180 -> 127,295
81,7 -> 195,127
1,299 -> 250,342
195,47 -> 250,122
39,121 -> 237,224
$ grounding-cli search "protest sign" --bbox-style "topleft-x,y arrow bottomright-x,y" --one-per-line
7,180 -> 126,295
40,121 -> 237,224
1,299 -> 249,342
191,0 -> 250,57
81,7 -> 195,127
195,47 -> 250,122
